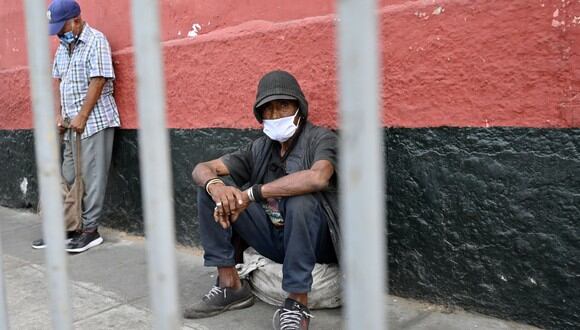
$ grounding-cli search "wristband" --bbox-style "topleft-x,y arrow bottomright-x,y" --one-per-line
246,188 -> 255,202
251,184 -> 264,203
204,178 -> 224,195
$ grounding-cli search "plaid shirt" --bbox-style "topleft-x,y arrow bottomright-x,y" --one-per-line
52,23 -> 120,139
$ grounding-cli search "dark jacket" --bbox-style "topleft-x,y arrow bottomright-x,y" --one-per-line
224,122 -> 341,261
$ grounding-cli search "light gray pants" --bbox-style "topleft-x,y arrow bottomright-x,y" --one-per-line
62,128 -> 115,230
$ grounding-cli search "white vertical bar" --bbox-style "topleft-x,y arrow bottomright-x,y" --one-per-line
130,0 -> 181,329
0,232 -> 9,330
23,1 -> 73,329
336,0 -> 386,329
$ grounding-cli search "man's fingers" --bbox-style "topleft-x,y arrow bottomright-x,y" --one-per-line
215,201 -> 226,216
218,216 -> 230,229
213,208 -> 230,228
220,191 -> 237,214
212,186 -> 247,217
213,207 -> 220,222
214,206 -> 225,217
218,198 -> 229,214
225,193 -> 237,213
233,190 -> 245,206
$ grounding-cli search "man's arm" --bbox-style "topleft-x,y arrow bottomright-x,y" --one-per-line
227,159 -> 335,224
192,159 -> 231,186
192,159 -> 247,228
260,159 -> 335,199
54,79 -> 65,134
69,77 -> 106,133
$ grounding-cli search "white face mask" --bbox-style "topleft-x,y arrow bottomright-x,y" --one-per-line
263,109 -> 301,142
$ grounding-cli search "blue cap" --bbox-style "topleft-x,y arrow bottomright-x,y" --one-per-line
47,0 -> 81,35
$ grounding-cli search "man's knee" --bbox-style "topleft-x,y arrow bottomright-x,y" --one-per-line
285,193 -> 319,208
281,194 -> 322,224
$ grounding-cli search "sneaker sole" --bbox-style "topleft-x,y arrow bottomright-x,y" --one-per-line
184,295 -> 255,319
66,237 -> 104,253
32,238 -> 73,250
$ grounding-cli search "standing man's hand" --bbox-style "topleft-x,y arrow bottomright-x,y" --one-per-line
56,113 -> 66,134
70,113 -> 88,133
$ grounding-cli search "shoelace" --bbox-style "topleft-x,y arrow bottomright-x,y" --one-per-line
272,307 -> 313,330
204,286 -> 224,300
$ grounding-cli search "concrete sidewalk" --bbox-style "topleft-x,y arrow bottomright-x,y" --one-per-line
0,207 -> 540,330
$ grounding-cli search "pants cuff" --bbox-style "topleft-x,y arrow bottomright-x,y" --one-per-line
203,259 -> 236,267
282,283 -> 312,294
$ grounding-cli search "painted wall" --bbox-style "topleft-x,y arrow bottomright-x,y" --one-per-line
1,0 -> 343,69
1,0 -> 578,130
0,0 -> 579,329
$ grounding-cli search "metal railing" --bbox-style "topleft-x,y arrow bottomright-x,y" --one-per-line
5,0 -> 386,329
0,226 -> 9,330
21,0 -> 181,329
130,0 -> 180,328
23,0 -> 73,329
337,0 -> 386,329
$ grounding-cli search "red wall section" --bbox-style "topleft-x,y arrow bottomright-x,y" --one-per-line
0,0 -> 337,70
382,0 -> 580,128
1,0 -> 579,130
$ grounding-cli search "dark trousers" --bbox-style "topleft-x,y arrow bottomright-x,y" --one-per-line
197,188 -> 337,293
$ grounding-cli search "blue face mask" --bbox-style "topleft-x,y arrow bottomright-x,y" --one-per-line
59,31 -> 75,44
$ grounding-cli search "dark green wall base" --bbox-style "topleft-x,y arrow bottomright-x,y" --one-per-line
0,131 -> 38,209
100,129 -> 261,246
1,128 -> 578,329
386,128 -> 579,330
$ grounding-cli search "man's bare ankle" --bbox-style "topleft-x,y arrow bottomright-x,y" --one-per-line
288,293 -> 308,306
217,267 -> 242,289
219,278 -> 242,289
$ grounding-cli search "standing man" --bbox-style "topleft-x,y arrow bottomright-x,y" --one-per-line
31,0 -> 120,253
185,70 -> 341,330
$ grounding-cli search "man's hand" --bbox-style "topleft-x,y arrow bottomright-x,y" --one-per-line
56,113 -> 66,134
229,189 -> 251,223
208,184 -> 250,227
70,113 -> 88,133
213,206 -> 231,229
208,184 -> 246,215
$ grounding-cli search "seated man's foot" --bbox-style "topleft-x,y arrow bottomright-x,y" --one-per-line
183,279 -> 254,319
65,229 -> 103,253
273,298 -> 313,330
31,231 -> 80,249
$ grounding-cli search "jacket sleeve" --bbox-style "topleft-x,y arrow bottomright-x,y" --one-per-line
220,142 -> 254,187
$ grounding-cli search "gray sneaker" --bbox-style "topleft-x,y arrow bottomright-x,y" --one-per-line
273,298 -> 313,330
183,279 -> 254,319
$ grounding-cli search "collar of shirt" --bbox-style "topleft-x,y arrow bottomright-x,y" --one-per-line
271,120 -> 306,162
58,22 -> 92,48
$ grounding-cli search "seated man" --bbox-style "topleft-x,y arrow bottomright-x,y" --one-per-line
185,70 -> 341,330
